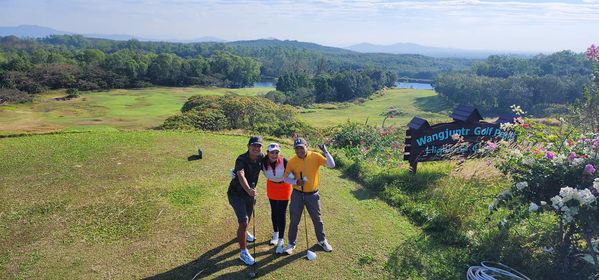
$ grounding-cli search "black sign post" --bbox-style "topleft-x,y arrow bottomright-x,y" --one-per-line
404,105 -> 516,173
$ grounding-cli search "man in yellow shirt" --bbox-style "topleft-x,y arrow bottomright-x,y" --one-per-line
283,138 -> 335,254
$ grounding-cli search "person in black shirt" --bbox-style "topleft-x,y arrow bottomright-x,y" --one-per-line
228,136 -> 264,266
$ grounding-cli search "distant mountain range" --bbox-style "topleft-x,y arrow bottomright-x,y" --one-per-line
0,25 -> 224,43
0,24 -> 536,58
346,42 -> 536,58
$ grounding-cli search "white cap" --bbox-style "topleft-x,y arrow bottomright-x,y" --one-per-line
267,143 -> 281,152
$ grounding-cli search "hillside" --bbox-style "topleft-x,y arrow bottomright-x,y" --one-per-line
0,130 -> 419,279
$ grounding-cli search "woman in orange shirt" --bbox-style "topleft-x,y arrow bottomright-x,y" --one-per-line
262,143 -> 293,254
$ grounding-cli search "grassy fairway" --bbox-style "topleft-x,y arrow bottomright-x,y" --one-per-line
0,87 -> 273,135
0,131 -> 419,279
300,88 -> 451,128
0,87 -> 451,135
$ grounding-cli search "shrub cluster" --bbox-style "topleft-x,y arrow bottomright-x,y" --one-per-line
160,94 -> 315,137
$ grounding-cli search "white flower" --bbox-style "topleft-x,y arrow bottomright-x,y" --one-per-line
529,202 -> 539,212
571,158 -> 585,166
500,219 -> 508,226
500,122 -> 515,131
516,181 -> 528,190
593,178 -> 599,192
559,187 -> 576,202
540,201 -> 547,206
510,104 -> 526,115
576,188 -> 596,206
551,195 -> 563,209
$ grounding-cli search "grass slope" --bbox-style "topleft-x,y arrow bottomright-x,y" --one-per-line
0,87 -> 451,135
0,131 -> 419,279
299,89 -> 451,128
0,87 -> 273,135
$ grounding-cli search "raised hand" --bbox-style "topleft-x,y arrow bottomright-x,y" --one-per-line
318,144 -> 329,154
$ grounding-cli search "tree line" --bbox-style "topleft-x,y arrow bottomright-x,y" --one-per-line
434,51 -> 593,115
265,70 -> 397,106
0,36 -> 261,103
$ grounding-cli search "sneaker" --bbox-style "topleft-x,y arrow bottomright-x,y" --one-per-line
275,239 -> 285,254
284,244 -> 296,255
269,232 -> 278,245
239,250 -> 255,266
246,231 -> 256,242
318,239 -> 333,252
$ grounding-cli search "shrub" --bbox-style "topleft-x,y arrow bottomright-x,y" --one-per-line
65,88 -> 80,99
189,108 -> 229,131
263,90 -> 286,104
165,94 -> 314,137
0,88 -> 32,103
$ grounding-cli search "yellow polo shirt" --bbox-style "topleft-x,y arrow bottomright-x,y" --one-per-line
284,151 -> 327,192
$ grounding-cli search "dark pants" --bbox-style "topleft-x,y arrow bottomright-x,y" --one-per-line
288,189 -> 325,247
269,199 -> 289,239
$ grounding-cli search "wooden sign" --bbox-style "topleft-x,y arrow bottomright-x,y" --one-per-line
404,105 -> 516,173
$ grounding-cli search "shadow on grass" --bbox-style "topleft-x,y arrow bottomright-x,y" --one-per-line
146,238 -> 306,279
413,95 -> 452,113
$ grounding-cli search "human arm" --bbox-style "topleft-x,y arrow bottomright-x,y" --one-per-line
234,158 -> 256,196
318,144 -> 335,168
236,169 -> 256,196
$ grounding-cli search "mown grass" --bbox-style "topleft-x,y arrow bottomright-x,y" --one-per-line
0,87 -> 450,135
299,88 -> 451,128
0,131 -> 420,279
0,87 -> 274,134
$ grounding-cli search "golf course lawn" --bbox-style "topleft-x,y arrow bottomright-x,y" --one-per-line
0,87 -> 274,135
0,87 -> 452,135
299,88 -> 451,128
0,131 -> 420,279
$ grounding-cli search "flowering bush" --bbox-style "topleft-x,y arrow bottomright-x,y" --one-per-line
489,104 -> 599,274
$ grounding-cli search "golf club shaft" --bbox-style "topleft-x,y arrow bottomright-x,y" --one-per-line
253,183 -> 256,274
300,172 -> 309,252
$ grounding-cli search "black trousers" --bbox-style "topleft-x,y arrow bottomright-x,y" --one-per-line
269,199 -> 289,239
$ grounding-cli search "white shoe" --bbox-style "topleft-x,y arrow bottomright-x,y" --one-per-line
275,239 -> 285,254
240,250 -> 255,265
318,239 -> 333,252
284,244 -> 295,255
246,231 -> 255,242
269,232 -> 278,245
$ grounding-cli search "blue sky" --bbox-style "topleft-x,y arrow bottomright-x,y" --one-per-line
0,0 -> 598,52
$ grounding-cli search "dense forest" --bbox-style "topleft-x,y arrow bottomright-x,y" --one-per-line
434,51 -> 593,115
0,35 -> 473,104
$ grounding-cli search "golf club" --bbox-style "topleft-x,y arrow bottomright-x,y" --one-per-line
300,172 -> 317,261
249,182 -> 257,278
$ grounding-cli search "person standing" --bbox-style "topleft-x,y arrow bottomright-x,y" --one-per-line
228,136 -> 264,265
262,143 -> 293,254
283,138 -> 335,254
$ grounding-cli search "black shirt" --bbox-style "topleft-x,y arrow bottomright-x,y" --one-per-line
228,152 -> 264,197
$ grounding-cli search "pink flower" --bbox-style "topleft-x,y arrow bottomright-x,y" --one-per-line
545,151 -> 555,160
487,142 -> 497,150
586,44 -> 599,62
451,134 -> 462,141
584,164 -> 596,174
567,152 -> 577,162
522,123 -> 530,129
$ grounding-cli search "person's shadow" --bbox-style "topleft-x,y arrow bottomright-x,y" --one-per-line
145,238 -> 306,279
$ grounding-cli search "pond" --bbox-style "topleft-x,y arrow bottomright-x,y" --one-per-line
253,81 -> 275,88
395,82 -> 434,90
